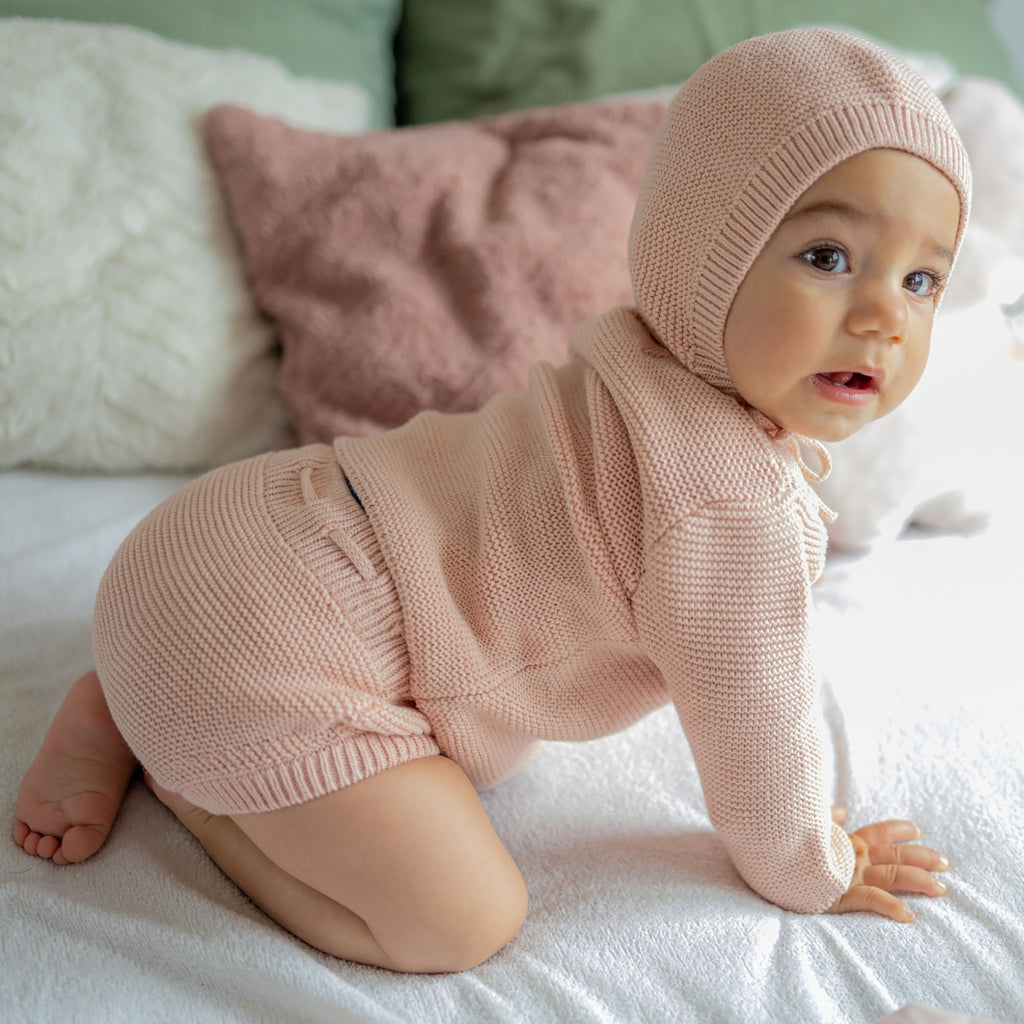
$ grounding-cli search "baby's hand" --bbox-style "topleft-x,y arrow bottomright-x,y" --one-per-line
828,808 -> 949,922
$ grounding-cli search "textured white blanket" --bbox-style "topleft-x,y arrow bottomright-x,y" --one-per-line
2,469 -> 1021,1023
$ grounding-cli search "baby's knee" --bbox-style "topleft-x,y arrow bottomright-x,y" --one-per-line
447,874 -> 529,971
387,875 -> 529,974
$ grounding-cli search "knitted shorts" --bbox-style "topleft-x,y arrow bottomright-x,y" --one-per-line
93,443 -> 440,815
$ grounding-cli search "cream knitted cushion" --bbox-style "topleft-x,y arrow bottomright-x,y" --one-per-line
0,20 -> 369,471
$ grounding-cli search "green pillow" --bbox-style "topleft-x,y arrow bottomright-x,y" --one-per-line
396,0 -> 1017,124
1,0 -> 400,125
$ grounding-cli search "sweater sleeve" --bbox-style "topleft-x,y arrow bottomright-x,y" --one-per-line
632,497 -> 855,914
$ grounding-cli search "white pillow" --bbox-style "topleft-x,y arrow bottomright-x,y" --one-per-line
0,19 -> 370,471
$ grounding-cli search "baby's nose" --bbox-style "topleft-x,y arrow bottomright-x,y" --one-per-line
846,278 -> 909,342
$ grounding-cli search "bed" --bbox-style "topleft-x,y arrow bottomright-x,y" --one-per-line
2,4 -> 1023,1023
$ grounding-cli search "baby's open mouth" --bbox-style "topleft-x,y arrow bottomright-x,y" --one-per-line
817,370 -> 875,391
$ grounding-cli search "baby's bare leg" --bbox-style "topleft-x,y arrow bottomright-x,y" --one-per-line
147,777 -> 388,963
13,670 -> 137,865
154,756 -> 527,974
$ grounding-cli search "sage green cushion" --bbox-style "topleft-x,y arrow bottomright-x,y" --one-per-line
396,0 -> 1017,124
0,0 -> 400,125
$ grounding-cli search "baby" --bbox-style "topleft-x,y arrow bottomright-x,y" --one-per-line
14,28 -> 969,974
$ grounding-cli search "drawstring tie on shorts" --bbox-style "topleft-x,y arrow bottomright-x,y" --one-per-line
299,465 -> 378,582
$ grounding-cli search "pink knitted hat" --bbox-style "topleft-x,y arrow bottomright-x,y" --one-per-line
628,28 -> 972,392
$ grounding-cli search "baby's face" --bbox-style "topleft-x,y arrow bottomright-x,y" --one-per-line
723,149 -> 961,442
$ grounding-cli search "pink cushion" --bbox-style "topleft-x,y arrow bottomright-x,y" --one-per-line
205,98 -> 666,442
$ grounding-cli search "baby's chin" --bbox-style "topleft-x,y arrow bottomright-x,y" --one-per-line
803,424 -> 870,444
774,412 -> 876,445
804,423 -> 864,444
786,394 -> 900,443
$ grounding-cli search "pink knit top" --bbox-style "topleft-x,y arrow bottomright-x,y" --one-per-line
334,29 -> 971,914
92,29 -> 971,918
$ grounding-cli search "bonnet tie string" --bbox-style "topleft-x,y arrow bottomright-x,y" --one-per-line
787,436 -> 838,524
789,435 -> 831,483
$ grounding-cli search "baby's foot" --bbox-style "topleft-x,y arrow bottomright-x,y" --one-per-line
13,670 -> 137,865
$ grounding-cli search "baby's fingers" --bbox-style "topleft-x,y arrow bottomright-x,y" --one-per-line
850,819 -> 922,846
862,861 -> 948,898
830,885 -> 916,922
867,841 -> 949,874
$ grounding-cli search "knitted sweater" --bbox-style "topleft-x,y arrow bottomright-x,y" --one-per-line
337,309 -> 846,913
336,28 -> 971,915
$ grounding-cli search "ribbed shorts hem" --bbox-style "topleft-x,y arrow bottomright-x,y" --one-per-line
192,734 -> 443,817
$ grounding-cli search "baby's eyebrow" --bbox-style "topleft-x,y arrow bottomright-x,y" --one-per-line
783,199 -> 955,265
782,199 -> 865,224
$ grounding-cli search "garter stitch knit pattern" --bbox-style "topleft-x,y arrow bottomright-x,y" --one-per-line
336,29 -> 969,914
94,29 -> 971,916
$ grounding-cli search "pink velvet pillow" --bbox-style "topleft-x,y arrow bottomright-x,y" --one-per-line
205,97 -> 667,442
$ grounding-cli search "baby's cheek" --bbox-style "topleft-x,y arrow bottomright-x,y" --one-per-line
882,350 -> 929,417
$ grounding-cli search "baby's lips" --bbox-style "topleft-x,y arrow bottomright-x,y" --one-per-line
818,365 -> 885,391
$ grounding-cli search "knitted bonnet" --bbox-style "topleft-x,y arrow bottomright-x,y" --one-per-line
628,27 -> 972,393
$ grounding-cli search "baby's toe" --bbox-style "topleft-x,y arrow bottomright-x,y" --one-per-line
14,820 -> 73,862
20,828 -> 41,856
56,824 -> 108,864
35,833 -> 60,859
13,820 -> 42,857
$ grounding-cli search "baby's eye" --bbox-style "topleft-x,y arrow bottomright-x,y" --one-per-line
800,246 -> 849,274
904,270 -> 942,298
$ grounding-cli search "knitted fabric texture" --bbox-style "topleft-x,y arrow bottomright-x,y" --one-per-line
95,29 -> 971,916
336,29 -> 970,914
94,446 -> 441,813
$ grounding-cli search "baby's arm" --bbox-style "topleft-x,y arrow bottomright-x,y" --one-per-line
828,809 -> 948,921
636,502 -> 952,918
634,501 -> 853,913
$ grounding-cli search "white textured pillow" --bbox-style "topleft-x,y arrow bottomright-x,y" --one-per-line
0,19 -> 370,471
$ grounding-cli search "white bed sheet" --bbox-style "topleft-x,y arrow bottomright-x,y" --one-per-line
1,467 -> 1022,1024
